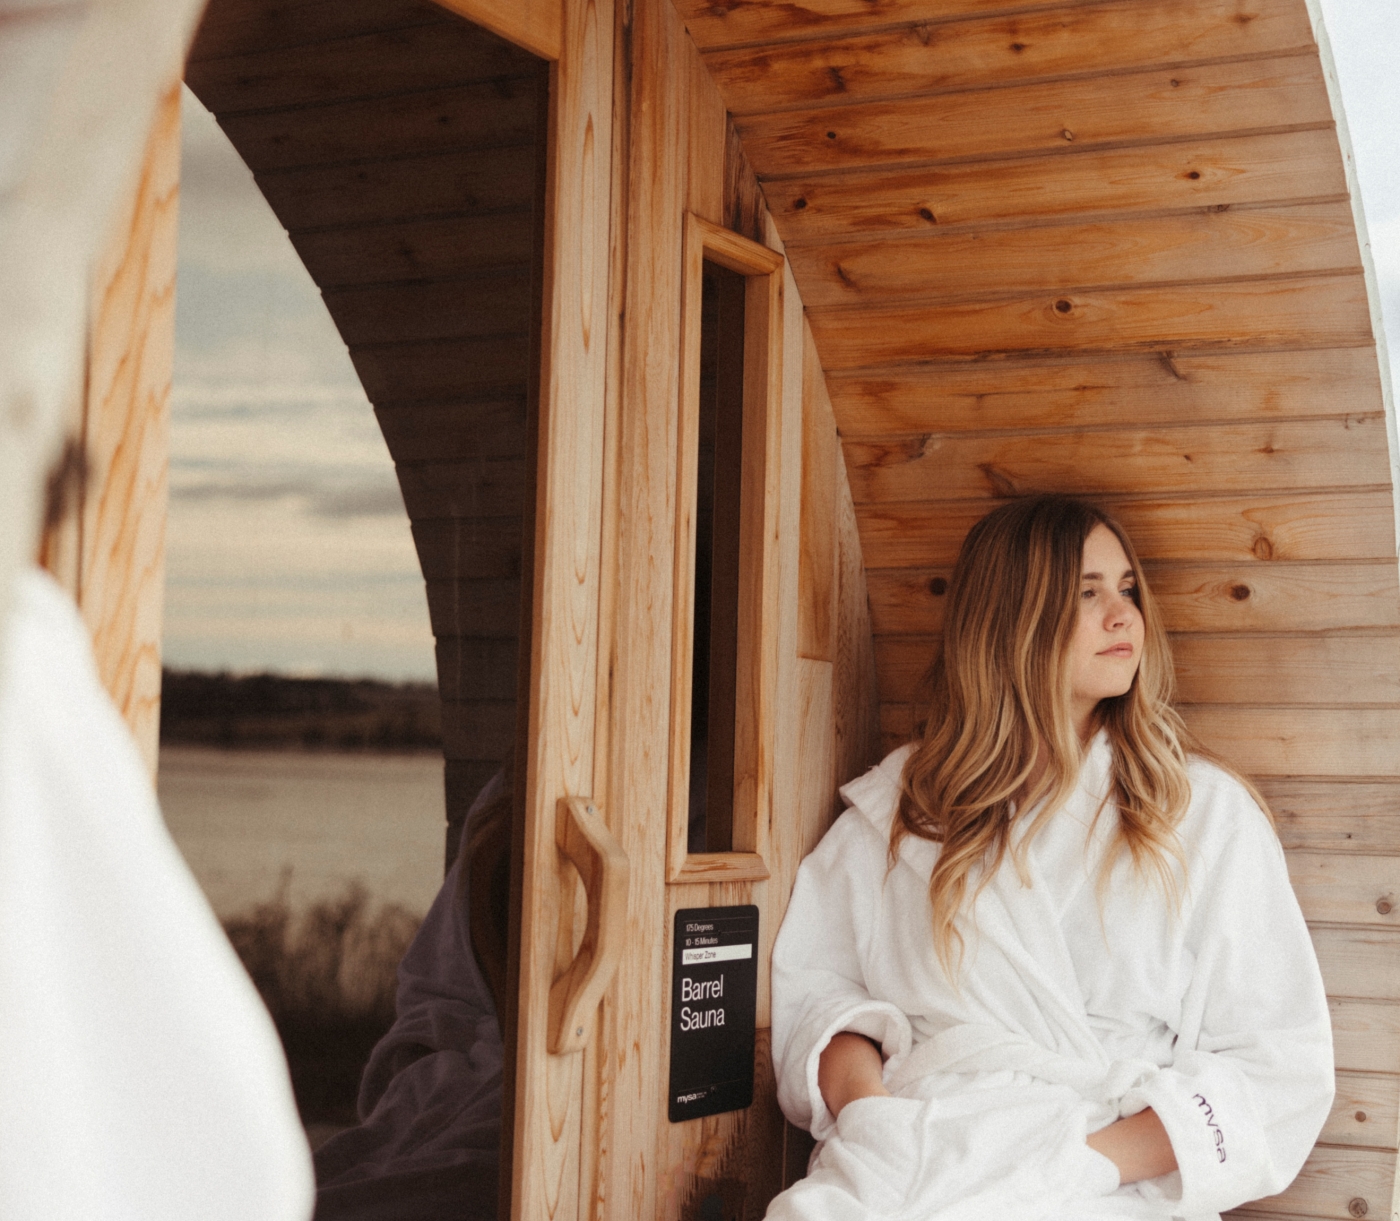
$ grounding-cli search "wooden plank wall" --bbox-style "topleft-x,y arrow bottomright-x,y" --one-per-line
38,81 -> 183,776
592,2 -> 880,1217
185,0 -> 549,861
676,0 -> 1400,1218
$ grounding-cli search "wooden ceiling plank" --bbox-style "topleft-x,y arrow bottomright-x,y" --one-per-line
680,0 -> 1128,53
736,55 -> 1330,178
704,0 -> 1314,116
855,490 -> 1397,570
186,16 -> 541,113
376,397 -> 528,464
187,0 -> 448,63
809,275 -> 1373,368
255,143 -> 534,235
348,334 -> 533,402
843,416 -> 1392,505
826,348 -> 1383,436
322,269 -> 533,345
793,201 -> 1361,309
876,633 -> 1400,707
395,456 -> 529,518
866,560 -> 1400,636
291,212 -> 536,286
769,129 -> 1346,241
216,78 -> 540,173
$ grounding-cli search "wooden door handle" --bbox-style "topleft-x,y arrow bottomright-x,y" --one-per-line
548,797 -> 629,1055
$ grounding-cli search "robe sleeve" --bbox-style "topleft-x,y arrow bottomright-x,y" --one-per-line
770,808 -> 913,1142
1119,776 -> 1334,1217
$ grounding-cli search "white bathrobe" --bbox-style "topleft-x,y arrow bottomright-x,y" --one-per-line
769,736 -> 1333,1221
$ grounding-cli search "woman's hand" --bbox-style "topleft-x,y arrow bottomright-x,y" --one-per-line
818,1032 -> 890,1119
1087,1107 -> 1178,1185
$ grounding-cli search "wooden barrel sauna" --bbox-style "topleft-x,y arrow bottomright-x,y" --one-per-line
31,0 -> 1398,1217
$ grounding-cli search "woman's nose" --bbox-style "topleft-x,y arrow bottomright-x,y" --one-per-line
1104,590 -> 1135,627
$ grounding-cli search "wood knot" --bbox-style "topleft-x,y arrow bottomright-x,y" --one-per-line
1377,898 -> 1393,915
919,207 -> 937,222
1228,584 -> 1251,602
1170,78 -> 1181,87
1054,299 -> 1073,314
928,577 -> 948,597
825,130 -> 837,140
1251,535 -> 1274,560
1349,1199 -> 1368,1218
1010,41 -> 1025,52
1061,128 -> 1074,141
1187,170 -> 1201,180
1356,1110 -> 1369,1123
793,197 -> 808,210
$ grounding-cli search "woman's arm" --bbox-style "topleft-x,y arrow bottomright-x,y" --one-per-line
817,1032 -> 890,1118
1087,1108 -> 1177,1185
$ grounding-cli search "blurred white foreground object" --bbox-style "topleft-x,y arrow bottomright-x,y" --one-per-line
0,566 -> 314,1221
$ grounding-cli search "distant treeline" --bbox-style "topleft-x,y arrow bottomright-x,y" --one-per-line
160,669 -> 442,751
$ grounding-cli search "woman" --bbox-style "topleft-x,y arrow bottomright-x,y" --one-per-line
768,495 -> 1333,1221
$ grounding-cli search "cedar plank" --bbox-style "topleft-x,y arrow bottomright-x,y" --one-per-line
704,0 -> 1314,115
842,416 -> 1391,505
866,561 -> 1400,636
323,269 -> 532,346
809,275 -> 1373,368
855,492 -> 1396,570
794,202 -> 1360,309
186,16 -> 539,114
217,78 -> 540,173
290,209 -> 536,285
258,143 -> 536,232
827,348 -> 1383,436
736,56 -> 1330,179
769,129 -> 1347,241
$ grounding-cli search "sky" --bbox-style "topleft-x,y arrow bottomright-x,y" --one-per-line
163,1 -> 1399,682
164,91 -> 437,681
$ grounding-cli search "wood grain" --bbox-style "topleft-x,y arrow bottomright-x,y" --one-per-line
263,149 -> 536,236
186,11 -> 539,113
218,77 -> 540,173
434,0 -> 562,61
1289,853 -> 1400,928
1187,708 -> 1400,779
1334,997 -> 1400,1075
508,0 -> 613,1214
188,0 -> 444,62
290,207 -> 537,286
1264,781 -> 1400,856
324,270 -> 532,345
736,56 -> 1330,179
799,325 -> 837,660
843,417 -> 1391,506
72,83 -> 182,774
769,129 -> 1348,242
349,335 -> 533,402
705,0 -> 1315,115
794,202 -> 1361,310
1174,634 -> 1400,707
1236,1145 -> 1395,1220
810,274 -> 1373,369
866,562 -> 1400,637
375,397 -> 528,463
856,491 -> 1397,571
828,348 -> 1384,437
679,0 -> 1247,53
1323,1071 -> 1400,1151
423,578 -> 522,637
875,630 -> 1400,707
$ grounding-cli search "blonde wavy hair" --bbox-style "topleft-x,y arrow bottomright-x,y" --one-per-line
894,495 -> 1264,970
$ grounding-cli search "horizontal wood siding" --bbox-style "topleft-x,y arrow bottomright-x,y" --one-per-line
187,0 -> 546,859
688,0 -> 1399,1215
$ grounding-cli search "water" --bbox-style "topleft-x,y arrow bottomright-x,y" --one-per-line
156,745 -> 448,920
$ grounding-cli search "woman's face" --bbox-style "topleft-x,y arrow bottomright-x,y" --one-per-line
1068,523 -> 1144,738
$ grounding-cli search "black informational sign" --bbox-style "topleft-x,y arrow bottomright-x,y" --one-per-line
668,905 -> 759,1123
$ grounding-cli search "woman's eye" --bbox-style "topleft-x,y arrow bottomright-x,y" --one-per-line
1121,585 -> 1139,604
1081,587 -> 1095,599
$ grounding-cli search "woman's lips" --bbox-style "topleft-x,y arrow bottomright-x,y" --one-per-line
1098,643 -> 1135,658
